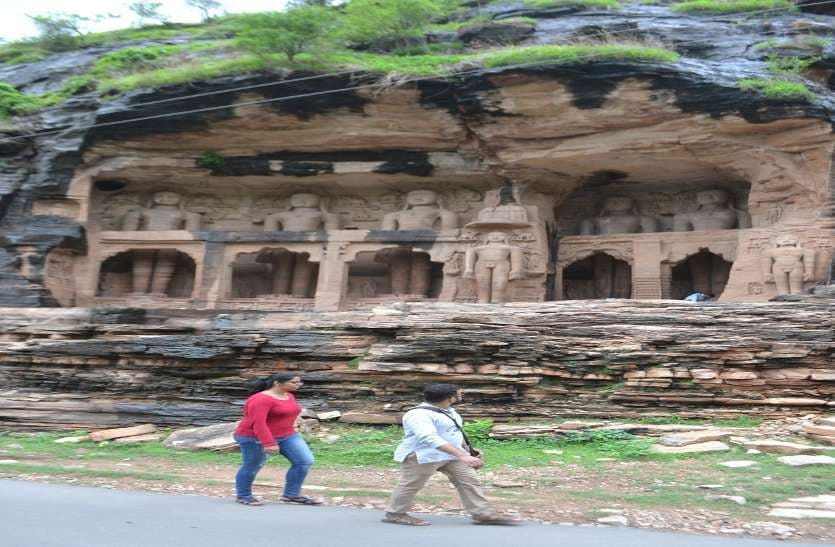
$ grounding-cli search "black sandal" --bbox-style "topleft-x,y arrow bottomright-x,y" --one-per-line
280,495 -> 323,505
236,496 -> 264,506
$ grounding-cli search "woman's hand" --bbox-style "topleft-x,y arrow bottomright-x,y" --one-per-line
265,445 -> 280,454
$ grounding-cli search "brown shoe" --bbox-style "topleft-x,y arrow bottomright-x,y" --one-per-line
381,513 -> 432,526
471,512 -> 518,525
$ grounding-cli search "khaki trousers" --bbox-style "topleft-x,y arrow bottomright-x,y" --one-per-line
386,452 -> 490,517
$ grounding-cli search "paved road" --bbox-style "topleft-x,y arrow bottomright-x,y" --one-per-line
0,480 -> 820,547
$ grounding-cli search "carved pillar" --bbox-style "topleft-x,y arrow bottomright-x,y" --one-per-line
314,243 -> 348,311
291,255 -> 315,297
410,252 -> 432,296
632,240 -> 663,299
196,242 -> 223,307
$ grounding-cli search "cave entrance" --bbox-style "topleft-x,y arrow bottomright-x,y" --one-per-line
562,253 -> 632,299
229,249 -> 318,299
348,248 -> 443,299
98,249 -> 195,297
670,250 -> 731,300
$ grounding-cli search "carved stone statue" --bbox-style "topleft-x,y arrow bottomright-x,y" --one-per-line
381,190 -> 458,230
120,192 -> 201,296
264,193 -> 340,231
377,248 -> 433,296
673,189 -> 751,232
466,184 -> 531,230
580,196 -> 657,235
463,232 -> 525,303
120,191 -> 202,231
257,249 -> 316,298
760,234 -> 816,295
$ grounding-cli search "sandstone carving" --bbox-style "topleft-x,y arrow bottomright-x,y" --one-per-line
264,193 -> 340,231
116,192 -> 201,297
256,249 -> 317,298
120,191 -> 202,231
761,235 -> 816,295
580,196 -> 658,235
466,184 -> 531,230
381,189 -> 458,230
463,232 -> 525,303
673,189 -> 751,232
377,248 -> 434,296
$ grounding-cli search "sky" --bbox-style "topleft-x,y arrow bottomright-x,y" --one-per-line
0,0 -> 288,42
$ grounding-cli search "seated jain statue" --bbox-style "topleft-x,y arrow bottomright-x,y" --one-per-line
120,191 -> 201,296
760,234 -> 816,295
381,190 -> 458,231
264,193 -> 340,231
463,232 -> 525,304
673,189 -> 752,232
579,196 -> 657,235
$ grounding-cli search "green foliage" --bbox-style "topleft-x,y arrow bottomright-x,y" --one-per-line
0,82 -> 58,119
340,0 -> 459,49
128,1 -> 169,25
329,51 -> 472,75
560,429 -> 653,459
519,0 -> 620,9
92,45 -> 181,77
766,55 -> 820,75
462,419 -> 494,443
738,78 -> 815,102
196,151 -> 225,169
236,7 -> 337,62
482,44 -> 679,68
672,0 -> 794,14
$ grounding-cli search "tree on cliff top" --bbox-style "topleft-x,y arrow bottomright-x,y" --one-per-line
236,6 -> 337,63
339,0 -> 459,50
185,0 -> 224,21
26,13 -> 88,51
128,1 -> 169,26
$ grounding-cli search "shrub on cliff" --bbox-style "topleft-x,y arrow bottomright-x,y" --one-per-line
482,44 -> 679,68
738,79 -> 815,102
339,0 -> 460,50
672,0 -> 793,14
236,7 -> 337,62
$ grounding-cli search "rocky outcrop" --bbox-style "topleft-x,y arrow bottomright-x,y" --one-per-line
0,301 -> 831,429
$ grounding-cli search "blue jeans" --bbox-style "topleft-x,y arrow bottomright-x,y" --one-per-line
234,433 -> 315,498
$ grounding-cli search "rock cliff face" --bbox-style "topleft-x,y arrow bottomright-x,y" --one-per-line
0,4 -> 833,428
0,301 -> 831,429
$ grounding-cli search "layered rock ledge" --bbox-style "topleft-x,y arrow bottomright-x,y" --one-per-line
0,300 -> 831,429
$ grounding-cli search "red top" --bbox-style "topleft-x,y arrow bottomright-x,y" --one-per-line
235,392 -> 301,447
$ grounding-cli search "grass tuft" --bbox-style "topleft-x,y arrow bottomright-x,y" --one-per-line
738,78 -> 815,102
672,0 -> 794,14
482,44 -> 679,68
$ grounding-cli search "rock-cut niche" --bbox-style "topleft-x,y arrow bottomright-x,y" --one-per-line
97,250 -> 196,298
230,249 -> 319,299
348,248 -> 443,299
563,253 -> 632,300
670,250 -> 732,300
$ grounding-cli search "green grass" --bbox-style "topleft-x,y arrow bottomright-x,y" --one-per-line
766,55 -> 820,75
738,78 -> 815,102
672,0 -> 794,14
0,462 -> 180,482
482,44 -> 679,68
634,415 -> 763,427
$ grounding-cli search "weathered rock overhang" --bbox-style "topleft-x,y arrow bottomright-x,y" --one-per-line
2,61 -> 834,306
0,301 -> 831,429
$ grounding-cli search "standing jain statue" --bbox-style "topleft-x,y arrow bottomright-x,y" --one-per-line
760,234 -> 816,295
264,193 -> 341,231
381,189 -> 459,231
580,196 -> 657,235
673,189 -> 752,231
121,191 -> 202,296
463,232 -> 525,304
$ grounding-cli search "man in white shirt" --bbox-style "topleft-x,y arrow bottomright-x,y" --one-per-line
382,383 -> 513,526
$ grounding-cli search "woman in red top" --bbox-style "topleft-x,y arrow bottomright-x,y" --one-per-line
233,373 -> 321,506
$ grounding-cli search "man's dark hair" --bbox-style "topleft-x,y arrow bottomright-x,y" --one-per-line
423,383 -> 459,403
